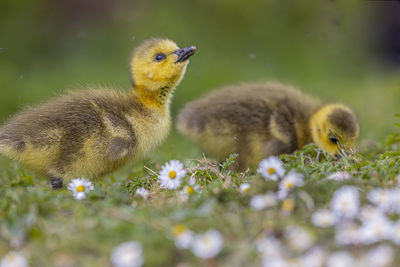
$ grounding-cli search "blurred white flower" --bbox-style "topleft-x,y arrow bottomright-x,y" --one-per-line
110,241 -> 144,267
300,247 -> 327,267
360,244 -> 394,267
285,226 -> 314,252
0,251 -> 28,267
257,156 -> 285,181
389,220 -> 400,245
311,209 -> 337,228
335,222 -> 361,245
359,205 -> 385,222
387,188 -> 400,214
326,251 -> 355,267
135,187 -> 149,198
191,229 -> 223,259
277,171 -> 304,199
256,236 -> 283,258
158,160 -> 186,189
276,189 -> 289,200
358,215 -> 392,244
261,255 -> 292,267
239,183 -> 250,192
67,178 -> 94,200
250,193 -> 277,210
173,225 -> 194,250
327,171 -> 351,181
330,186 -> 359,219
367,188 -> 392,212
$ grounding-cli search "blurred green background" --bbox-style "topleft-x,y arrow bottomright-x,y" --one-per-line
1,0 -> 399,163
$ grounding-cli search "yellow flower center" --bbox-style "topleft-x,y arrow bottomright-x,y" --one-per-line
286,182 -> 294,189
268,167 -> 276,175
281,199 -> 295,212
76,185 -> 85,192
243,187 -> 249,192
186,186 -> 194,194
173,224 -> 187,237
169,170 -> 177,179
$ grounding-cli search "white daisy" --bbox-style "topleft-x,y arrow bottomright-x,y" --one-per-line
191,229 -> 223,259
311,209 -> 338,228
279,171 -> 304,191
158,160 -> 186,189
180,184 -> 200,198
257,156 -> 285,181
239,183 -> 250,192
358,215 -> 392,244
389,220 -> 400,245
327,171 -> 351,181
173,224 -> 194,250
334,222 -> 361,245
250,193 -> 277,210
67,178 -> 94,200
179,176 -> 200,201
110,241 -> 144,267
135,187 -> 149,198
277,171 -> 304,199
326,251 -> 355,267
0,251 -> 28,267
285,226 -> 314,252
362,244 -> 393,267
367,188 -> 392,212
330,186 -> 359,219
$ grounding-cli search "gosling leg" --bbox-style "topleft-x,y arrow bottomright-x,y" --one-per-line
50,175 -> 63,190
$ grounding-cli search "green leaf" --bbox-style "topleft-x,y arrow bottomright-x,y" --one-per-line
219,153 -> 239,170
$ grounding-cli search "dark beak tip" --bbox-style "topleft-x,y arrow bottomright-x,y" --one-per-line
174,45 -> 196,63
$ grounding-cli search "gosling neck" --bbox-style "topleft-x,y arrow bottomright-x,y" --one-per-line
134,84 -> 176,108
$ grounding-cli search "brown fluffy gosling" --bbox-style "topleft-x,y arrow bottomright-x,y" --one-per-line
177,83 -> 359,170
0,38 -> 196,189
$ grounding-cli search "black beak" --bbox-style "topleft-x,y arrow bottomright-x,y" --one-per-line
173,46 -> 196,63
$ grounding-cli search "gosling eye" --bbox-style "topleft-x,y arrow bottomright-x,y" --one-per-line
155,53 -> 166,61
329,136 -> 339,145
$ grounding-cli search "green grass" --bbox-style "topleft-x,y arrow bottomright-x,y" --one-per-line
0,131 -> 399,266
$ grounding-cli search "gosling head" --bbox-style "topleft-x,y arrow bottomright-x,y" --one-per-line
129,38 -> 196,91
310,104 -> 359,158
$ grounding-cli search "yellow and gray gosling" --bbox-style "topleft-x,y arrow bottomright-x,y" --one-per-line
0,38 -> 196,189
177,83 -> 359,170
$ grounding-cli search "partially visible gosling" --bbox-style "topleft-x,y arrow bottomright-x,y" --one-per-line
177,83 -> 359,170
0,38 -> 196,188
